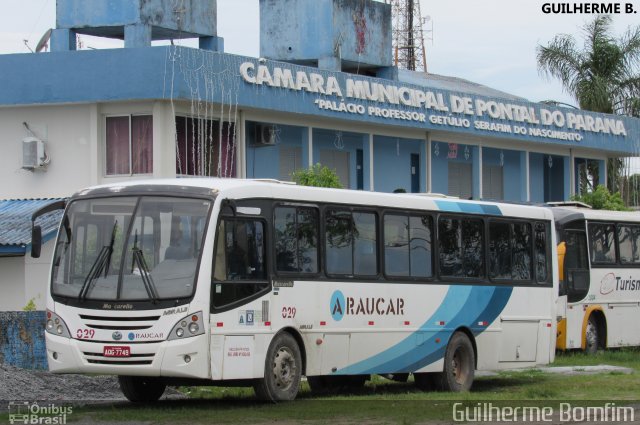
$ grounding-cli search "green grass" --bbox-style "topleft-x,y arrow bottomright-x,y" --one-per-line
5,349 -> 639,425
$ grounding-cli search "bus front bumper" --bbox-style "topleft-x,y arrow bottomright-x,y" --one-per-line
45,332 -> 209,379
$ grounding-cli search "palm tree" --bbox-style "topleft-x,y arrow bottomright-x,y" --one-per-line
537,15 -> 640,195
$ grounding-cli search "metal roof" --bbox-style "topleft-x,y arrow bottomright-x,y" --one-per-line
398,69 -> 528,102
0,199 -> 64,253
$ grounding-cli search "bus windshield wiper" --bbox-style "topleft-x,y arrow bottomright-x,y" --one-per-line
131,230 -> 159,304
78,221 -> 118,300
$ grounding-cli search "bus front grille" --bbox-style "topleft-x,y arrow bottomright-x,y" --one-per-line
79,314 -> 161,331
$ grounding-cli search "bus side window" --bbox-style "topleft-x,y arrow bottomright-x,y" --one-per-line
534,222 -> 549,283
384,214 -> 433,279
618,225 -> 640,264
438,216 -> 484,279
325,209 -> 378,276
589,223 -> 616,264
274,206 -> 319,274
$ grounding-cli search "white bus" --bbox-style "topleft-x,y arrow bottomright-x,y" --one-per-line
552,205 -> 640,353
34,179 -> 556,402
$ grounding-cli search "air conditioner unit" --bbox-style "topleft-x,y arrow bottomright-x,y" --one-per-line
253,124 -> 277,146
22,137 -> 48,170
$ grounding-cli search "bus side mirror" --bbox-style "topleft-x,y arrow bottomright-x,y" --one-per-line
31,225 -> 42,258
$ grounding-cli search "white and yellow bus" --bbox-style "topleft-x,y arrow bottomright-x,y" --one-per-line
553,205 -> 640,353
35,179 -> 557,402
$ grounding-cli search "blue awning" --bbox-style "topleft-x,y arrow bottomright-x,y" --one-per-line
0,199 -> 64,256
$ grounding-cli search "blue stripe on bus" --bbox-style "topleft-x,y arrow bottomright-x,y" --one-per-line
335,285 -> 513,375
434,200 -> 502,216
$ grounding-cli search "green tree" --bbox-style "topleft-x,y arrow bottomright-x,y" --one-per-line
291,163 -> 343,188
537,15 -> 640,195
571,185 -> 628,210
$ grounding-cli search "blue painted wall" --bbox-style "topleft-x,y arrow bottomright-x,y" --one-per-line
0,47 -> 637,156
530,153 -> 545,203
246,123 -> 305,180
56,0 -> 217,38
0,312 -> 47,370
312,130 -> 364,189
430,141 -> 475,196
483,148 -> 524,202
373,136 -> 422,193
260,0 -> 392,68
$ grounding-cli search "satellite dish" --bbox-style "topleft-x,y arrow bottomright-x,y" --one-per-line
35,29 -> 52,53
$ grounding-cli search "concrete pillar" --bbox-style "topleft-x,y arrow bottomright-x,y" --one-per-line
522,151 -> 530,202
50,29 -> 76,52
124,24 -> 152,48
302,127 -> 312,169
237,111 -> 246,178
598,159 -> 607,187
363,134 -> 373,191
426,133 -> 432,193
564,156 -> 572,201
472,145 -> 482,200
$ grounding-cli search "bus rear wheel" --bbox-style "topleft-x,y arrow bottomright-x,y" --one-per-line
434,332 -> 475,392
118,376 -> 166,402
254,332 -> 302,402
585,315 -> 600,354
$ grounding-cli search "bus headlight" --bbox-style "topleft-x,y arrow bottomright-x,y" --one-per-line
45,310 -> 71,339
168,311 -> 205,341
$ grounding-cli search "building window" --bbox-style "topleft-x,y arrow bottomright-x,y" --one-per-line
105,115 -> 153,176
176,116 -> 236,177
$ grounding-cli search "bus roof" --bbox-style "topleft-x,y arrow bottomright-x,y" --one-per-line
550,206 -> 640,225
73,178 -> 554,221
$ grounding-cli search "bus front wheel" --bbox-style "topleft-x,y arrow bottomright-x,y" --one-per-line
254,332 -> 302,402
434,332 -> 475,392
118,376 -> 166,402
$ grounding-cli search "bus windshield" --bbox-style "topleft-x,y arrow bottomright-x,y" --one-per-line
51,196 -> 211,302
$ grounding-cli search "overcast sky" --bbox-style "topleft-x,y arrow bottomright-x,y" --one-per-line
1,0 -> 638,106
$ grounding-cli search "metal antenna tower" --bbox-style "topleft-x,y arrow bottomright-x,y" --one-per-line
386,0 -> 431,72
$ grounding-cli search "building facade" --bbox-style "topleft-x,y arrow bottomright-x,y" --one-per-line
0,0 -> 638,309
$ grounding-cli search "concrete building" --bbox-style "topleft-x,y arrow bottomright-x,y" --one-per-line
0,0 -> 638,310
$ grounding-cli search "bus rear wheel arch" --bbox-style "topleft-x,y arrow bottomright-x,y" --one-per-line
433,331 -> 476,392
584,311 -> 607,354
253,331 -> 302,402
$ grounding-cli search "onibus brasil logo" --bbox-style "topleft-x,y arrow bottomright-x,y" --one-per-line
330,290 -> 405,321
8,402 -> 72,424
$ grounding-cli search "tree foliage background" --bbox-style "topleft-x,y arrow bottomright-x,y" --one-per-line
291,164 -> 343,189
537,15 -> 640,206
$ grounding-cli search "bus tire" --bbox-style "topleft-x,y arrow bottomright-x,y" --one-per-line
118,376 -> 166,402
434,332 -> 475,392
254,332 -> 302,402
585,315 -> 600,354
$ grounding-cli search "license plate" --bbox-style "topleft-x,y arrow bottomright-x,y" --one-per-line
103,346 -> 131,357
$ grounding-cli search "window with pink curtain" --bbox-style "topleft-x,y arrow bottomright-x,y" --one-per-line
175,116 -> 236,177
131,116 -> 153,174
105,115 -> 153,176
